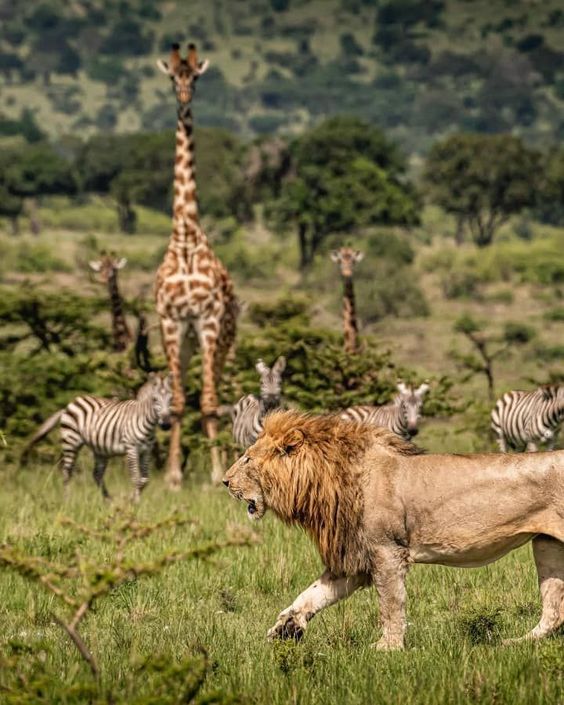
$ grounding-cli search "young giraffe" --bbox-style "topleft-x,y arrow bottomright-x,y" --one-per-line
89,251 -> 132,353
330,247 -> 364,354
155,44 -> 238,487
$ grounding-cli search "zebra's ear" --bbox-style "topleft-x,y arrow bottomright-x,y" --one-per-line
416,383 -> 430,398
88,260 -> 102,272
330,250 -> 340,263
397,381 -> 408,394
256,359 -> 269,376
273,356 -> 286,375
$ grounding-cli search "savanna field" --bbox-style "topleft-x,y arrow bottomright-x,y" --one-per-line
0,204 -> 562,704
1,0 -> 564,702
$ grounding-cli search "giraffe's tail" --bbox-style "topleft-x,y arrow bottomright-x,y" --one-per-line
20,410 -> 63,466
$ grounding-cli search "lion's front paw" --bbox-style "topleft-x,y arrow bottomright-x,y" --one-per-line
267,611 -> 307,642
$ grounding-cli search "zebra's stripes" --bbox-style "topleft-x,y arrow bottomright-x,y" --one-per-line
22,374 -> 172,499
231,356 -> 286,448
491,385 -> 564,452
340,382 -> 430,440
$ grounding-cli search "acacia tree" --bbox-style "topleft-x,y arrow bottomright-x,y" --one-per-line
0,141 -> 76,234
424,133 -> 540,247
270,116 -> 420,269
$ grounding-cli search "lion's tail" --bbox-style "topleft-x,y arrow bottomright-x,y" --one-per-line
20,410 -> 63,466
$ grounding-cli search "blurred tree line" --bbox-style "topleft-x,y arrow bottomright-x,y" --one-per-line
2,109 -> 564,257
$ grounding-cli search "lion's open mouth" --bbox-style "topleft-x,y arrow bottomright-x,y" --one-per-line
247,499 -> 257,516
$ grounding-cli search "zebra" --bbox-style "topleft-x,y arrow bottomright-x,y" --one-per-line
340,382 -> 430,440
230,356 -> 286,448
21,373 -> 172,500
491,384 -> 564,452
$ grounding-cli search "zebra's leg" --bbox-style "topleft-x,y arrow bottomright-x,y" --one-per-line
526,441 -> 539,452
92,455 -> 110,499
138,446 -> 151,494
495,434 -> 508,453
60,439 -> 82,494
125,446 -> 142,503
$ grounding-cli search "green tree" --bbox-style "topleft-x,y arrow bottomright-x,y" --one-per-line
0,140 -> 75,233
424,133 -> 540,247
270,116 -> 420,268
535,147 -> 564,225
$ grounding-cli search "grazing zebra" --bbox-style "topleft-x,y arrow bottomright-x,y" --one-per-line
491,385 -> 564,452
231,356 -> 286,448
340,382 -> 430,440
21,374 -> 172,500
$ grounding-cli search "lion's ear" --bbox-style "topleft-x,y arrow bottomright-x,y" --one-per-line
280,428 -> 304,455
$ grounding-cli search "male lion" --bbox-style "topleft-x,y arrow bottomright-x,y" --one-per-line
223,410 -> 564,650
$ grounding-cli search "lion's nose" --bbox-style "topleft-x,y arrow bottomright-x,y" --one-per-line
223,479 -> 229,487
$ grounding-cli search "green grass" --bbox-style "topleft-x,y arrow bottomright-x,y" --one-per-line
0,462 -> 562,704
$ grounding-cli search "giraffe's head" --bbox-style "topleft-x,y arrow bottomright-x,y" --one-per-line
88,251 -> 127,284
394,382 -> 430,437
330,247 -> 364,278
157,43 -> 209,106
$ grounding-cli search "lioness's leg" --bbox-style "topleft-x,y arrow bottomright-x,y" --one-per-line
371,547 -> 409,651
506,535 -> 564,643
267,571 -> 368,641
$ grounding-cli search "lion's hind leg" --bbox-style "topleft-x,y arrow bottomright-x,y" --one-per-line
506,535 -> 564,644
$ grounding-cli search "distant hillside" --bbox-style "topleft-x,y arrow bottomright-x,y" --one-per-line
1,0 -> 564,153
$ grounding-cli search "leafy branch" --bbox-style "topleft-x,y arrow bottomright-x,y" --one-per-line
0,505 -> 258,679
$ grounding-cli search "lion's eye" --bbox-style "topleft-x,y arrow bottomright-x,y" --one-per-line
243,455 -> 250,464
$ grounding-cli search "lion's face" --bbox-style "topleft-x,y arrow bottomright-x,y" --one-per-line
223,451 -> 267,521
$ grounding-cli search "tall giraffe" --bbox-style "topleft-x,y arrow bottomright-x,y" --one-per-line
330,247 -> 364,354
155,44 -> 238,487
89,251 -> 132,352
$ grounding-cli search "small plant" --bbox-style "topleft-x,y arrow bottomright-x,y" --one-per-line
0,505 -> 256,678
451,315 -> 534,400
458,608 -> 502,645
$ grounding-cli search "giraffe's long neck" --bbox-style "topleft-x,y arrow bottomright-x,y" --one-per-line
170,105 -> 206,251
342,276 -> 358,354
107,273 -> 131,352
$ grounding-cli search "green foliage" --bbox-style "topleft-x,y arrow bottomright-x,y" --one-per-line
424,134 -> 540,246
535,147 -> 564,226
270,117 -> 419,268
0,288 -> 109,357
0,504 -> 252,696
0,241 -> 71,275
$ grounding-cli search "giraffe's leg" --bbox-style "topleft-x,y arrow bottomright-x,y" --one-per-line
92,455 -> 110,499
160,318 -> 190,489
198,319 -> 223,485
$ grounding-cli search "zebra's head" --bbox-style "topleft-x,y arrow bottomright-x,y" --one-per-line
256,356 -> 286,412
138,373 -> 173,430
395,382 -> 430,437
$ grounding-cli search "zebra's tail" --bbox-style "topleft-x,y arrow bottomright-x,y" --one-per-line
20,409 -> 63,466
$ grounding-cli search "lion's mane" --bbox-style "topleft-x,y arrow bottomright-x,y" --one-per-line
257,410 -> 422,576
